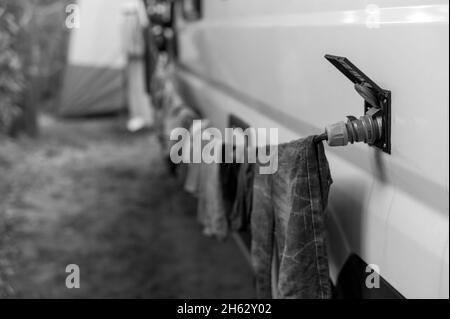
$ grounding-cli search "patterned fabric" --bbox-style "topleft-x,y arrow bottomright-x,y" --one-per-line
251,136 -> 333,299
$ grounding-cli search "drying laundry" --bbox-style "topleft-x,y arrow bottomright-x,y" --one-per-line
220,142 -> 256,232
219,131 -> 248,226
184,119 -> 211,195
196,137 -> 229,239
229,160 -> 255,232
251,136 -> 333,299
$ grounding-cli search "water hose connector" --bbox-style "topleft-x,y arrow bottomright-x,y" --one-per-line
325,107 -> 383,147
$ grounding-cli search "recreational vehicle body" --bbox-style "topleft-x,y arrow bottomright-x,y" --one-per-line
169,0 -> 449,299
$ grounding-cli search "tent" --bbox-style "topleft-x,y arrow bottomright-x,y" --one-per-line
59,0 -> 149,116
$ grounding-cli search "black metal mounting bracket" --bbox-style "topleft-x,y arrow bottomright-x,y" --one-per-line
325,54 -> 391,154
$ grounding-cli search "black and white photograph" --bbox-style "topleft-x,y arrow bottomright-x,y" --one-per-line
0,0 -> 448,304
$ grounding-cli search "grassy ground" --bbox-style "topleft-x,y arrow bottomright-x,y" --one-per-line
0,115 -> 255,298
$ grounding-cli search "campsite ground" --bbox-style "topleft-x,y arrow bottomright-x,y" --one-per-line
0,114 -> 255,298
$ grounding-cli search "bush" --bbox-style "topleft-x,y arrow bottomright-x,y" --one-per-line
0,0 -> 71,135
0,0 -> 26,133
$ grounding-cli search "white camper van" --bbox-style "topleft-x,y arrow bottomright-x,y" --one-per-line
166,0 -> 449,298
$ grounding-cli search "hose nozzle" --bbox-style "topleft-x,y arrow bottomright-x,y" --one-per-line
325,107 -> 383,147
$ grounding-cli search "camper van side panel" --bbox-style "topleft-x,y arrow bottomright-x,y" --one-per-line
174,0 -> 449,299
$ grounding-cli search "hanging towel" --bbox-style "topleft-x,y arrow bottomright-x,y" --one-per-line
222,141 -> 256,232
184,119 -> 210,195
229,159 -> 255,232
196,136 -> 229,239
251,136 -> 333,299
219,130 -> 249,227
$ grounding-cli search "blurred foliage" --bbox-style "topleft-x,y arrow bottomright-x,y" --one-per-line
0,0 -> 25,133
0,0 -> 71,135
